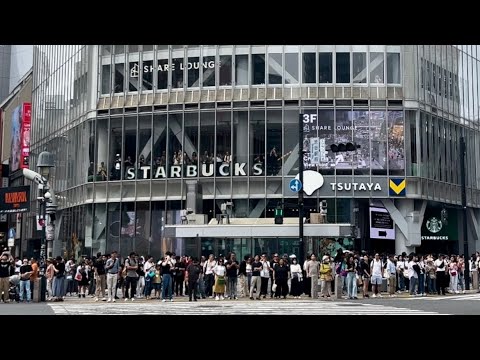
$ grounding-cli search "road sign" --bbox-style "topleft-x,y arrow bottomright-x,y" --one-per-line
289,178 -> 302,193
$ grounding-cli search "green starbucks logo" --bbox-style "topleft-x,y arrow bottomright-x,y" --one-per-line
426,217 -> 442,233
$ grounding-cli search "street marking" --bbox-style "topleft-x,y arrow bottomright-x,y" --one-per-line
47,300 -> 444,315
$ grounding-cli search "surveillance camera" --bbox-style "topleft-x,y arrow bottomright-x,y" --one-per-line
22,169 -> 46,185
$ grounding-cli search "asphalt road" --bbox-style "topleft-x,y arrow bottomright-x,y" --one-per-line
2,292 -> 480,315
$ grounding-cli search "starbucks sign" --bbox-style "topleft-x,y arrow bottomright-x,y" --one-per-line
421,207 -> 457,241
426,217 -> 442,233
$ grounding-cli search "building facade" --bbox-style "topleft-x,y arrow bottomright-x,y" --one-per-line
28,45 -> 480,261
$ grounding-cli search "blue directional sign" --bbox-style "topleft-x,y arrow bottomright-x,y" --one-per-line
289,178 -> 302,193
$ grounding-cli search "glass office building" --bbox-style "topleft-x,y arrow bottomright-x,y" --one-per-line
28,45 -> 480,261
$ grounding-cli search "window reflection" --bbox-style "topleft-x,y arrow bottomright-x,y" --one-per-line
285,53 -> 299,84
387,53 -> 401,84
235,55 -> 248,85
172,58 -> 184,88
101,65 -> 111,94
188,56 -> 200,87
219,55 -> 232,86
336,53 -> 350,83
352,53 -> 367,83
302,53 -> 316,83
252,54 -> 265,85
114,63 -> 124,93
203,56 -> 215,87
370,52 -> 384,84
268,53 -> 282,85
142,60 -> 153,90
319,53 -> 333,83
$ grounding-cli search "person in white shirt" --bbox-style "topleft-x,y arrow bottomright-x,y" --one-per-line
212,259 -> 226,300
370,253 -> 383,298
396,255 -> 405,292
408,255 -> 419,296
203,254 -> 216,298
289,256 -> 303,298
386,254 -> 397,297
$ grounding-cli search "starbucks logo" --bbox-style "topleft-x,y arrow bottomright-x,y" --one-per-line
426,217 -> 442,233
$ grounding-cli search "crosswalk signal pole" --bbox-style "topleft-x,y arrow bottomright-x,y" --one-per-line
298,113 -> 304,265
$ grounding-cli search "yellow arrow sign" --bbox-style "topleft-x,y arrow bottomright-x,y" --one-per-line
389,179 -> 406,195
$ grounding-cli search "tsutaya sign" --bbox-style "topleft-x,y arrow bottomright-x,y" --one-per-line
130,61 -> 216,77
295,170 -> 382,195
125,163 -> 263,179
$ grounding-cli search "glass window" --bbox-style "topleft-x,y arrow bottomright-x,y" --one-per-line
124,116 -> 137,180
335,110 -> 353,174
143,45 -> 153,51
128,45 -> 139,53
235,55 -> 248,85
101,64 -> 111,94
388,111 -> 405,175
302,53 -> 316,83
284,110 -> 299,176
268,53 -> 282,85
114,45 -> 125,55
157,59 -> 168,90
317,110 -> 335,175
319,52 -> 333,83
106,203 -> 120,254
184,112 -> 199,172
188,57 -> 200,87
137,115 -> 152,180
128,61 -> 139,91
172,58 -> 184,88
216,111 -> 232,171
370,110 -> 387,175
267,110 -> 282,175
152,114 -> 167,179
369,52 -> 384,84
101,45 -> 112,56
233,111 -> 248,165
199,112 -> 215,177
109,117 -> 123,180
95,119 -> 108,181
352,53 -> 367,83
93,203 -> 107,255
114,63 -> 124,93
387,53 -> 401,84
250,110 -> 265,176
285,53 -> 299,84
142,60 -> 153,90
336,53 -> 350,83
203,56 -> 215,87
219,55 -> 232,86
352,110 -> 369,175
168,113 -> 183,176
252,54 -> 266,85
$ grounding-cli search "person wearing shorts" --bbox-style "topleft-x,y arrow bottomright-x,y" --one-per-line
370,253 -> 383,298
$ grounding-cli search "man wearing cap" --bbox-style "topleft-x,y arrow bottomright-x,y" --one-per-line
305,254 -> 320,299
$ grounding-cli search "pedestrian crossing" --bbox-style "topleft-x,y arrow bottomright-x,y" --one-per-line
411,293 -> 480,301
48,300 -> 443,315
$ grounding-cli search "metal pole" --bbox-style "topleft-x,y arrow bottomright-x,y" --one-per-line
298,114 -> 304,265
460,136 -> 470,290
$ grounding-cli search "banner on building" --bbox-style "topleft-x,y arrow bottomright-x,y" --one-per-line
10,103 -> 31,172
0,186 -> 30,214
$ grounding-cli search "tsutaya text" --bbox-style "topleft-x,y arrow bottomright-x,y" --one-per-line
126,162 -> 263,179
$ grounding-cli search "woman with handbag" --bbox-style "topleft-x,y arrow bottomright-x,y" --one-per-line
75,263 -> 89,298
319,255 -> 333,299
213,258 -> 226,300
345,256 -> 358,300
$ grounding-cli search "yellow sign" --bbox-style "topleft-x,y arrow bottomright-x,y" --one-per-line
389,179 -> 406,196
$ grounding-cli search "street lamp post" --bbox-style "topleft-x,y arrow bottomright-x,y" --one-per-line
23,151 -> 55,301
36,151 -> 55,274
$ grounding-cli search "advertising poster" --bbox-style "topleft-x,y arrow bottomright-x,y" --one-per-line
21,103 -> 31,169
370,206 -> 395,240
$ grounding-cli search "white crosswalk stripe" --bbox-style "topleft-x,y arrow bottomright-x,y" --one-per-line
47,300 -> 443,315
414,293 -> 480,301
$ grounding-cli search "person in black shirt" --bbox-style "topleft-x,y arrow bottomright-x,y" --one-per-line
0,254 -> 13,303
53,256 -> 66,301
161,253 -> 174,301
249,255 -> 263,300
94,253 -> 107,301
186,258 -> 202,301
273,258 -> 289,299
226,254 -> 239,300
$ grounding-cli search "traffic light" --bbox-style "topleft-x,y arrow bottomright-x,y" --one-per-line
330,143 -> 360,153
275,206 -> 284,224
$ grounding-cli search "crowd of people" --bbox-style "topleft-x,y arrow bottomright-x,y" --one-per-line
1,248 -> 479,303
